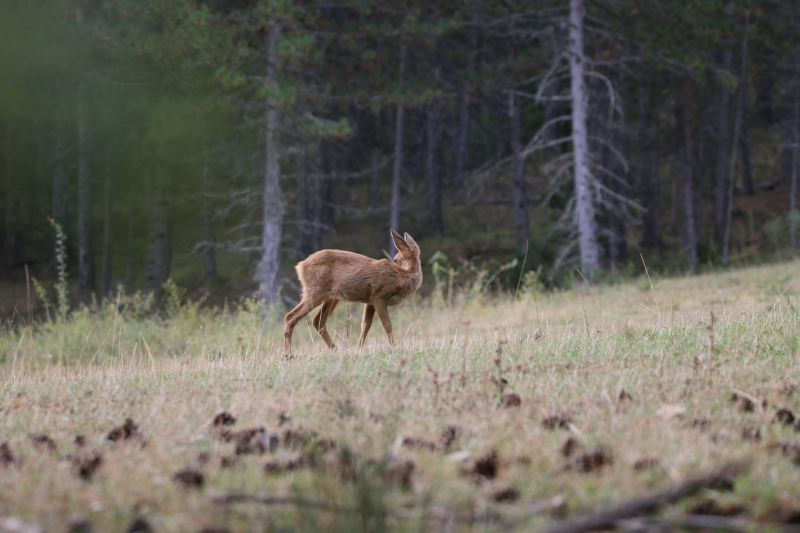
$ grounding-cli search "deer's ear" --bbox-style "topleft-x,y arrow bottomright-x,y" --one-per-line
403,233 -> 419,254
390,229 -> 411,258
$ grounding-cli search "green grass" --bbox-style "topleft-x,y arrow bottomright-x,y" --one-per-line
2,262 -> 800,531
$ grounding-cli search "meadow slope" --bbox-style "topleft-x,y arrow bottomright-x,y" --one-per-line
2,262 -> 800,531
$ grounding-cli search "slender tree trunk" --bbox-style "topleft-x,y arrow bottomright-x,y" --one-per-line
142,165 -> 172,294
77,85 -> 94,291
790,51 -> 800,251
426,101 -> 444,236
713,49 -> 733,245
509,92 -> 529,255
4,122 -> 18,274
682,103 -> 698,268
202,158 -> 217,279
255,23 -> 284,306
740,108 -> 755,195
101,143 -> 112,296
723,23 -> 748,264
125,206 -> 133,290
639,86 -> 662,251
52,120 -> 67,227
453,93 -> 470,189
370,112 -> 381,215
568,0 -> 599,275
389,43 -> 407,254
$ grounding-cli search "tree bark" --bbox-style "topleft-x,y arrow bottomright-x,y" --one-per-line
255,23 -> 284,307
568,0 -> 599,275
202,158 -> 217,279
142,165 -> 172,294
682,103 -> 698,268
370,112 -> 381,215
638,86 -> 662,251
509,92 -> 529,255
77,85 -> 95,291
790,50 -> 800,251
389,43 -> 407,254
740,107 -> 755,195
453,93 -> 470,189
101,142 -> 112,296
713,49 -> 733,246
4,122 -> 18,274
426,101 -> 444,236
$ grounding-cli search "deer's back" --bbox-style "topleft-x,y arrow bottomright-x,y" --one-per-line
297,250 -> 403,304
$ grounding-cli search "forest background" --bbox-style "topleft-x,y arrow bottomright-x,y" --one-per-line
1,0 -> 799,314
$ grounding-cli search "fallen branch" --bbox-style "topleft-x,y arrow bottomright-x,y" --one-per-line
211,492 -> 350,512
545,462 -> 747,533
617,514 -> 800,533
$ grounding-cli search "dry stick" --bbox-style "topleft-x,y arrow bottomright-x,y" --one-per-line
618,515 -> 800,533
544,462 -> 746,533
212,492 -> 352,512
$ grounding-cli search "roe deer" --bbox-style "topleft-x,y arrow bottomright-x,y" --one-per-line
283,229 -> 422,358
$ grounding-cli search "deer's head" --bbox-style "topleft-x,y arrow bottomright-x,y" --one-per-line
390,229 -> 421,271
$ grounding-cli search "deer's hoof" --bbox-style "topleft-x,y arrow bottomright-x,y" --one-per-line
282,352 -> 295,360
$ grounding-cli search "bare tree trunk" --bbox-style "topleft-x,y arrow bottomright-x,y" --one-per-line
509,92 -> 529,255
4,122 -> 18,274
202,158 -> 217,279
682,104 -> 698,268
255,23 -> 284,307
52,119 -> 67,226
453,93 -> 470,188
142,165 -> 172,294
125,207 -> 133,290
723,23 -> 748,264
568,0 -> 599,275
542,79 -> 560,161
790,51 -> 800,251
77,85 -> 94,291
426,101 -> 444,236
639,86 -> 662,251
713,49 -> 733,246
370,113 -> 381,215
101,142 -> 112,296
389,43 -> 407,254
740,108 -> 755,196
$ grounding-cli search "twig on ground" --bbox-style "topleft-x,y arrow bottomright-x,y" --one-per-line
545,462 -> 747,533
211,492 -> 351,512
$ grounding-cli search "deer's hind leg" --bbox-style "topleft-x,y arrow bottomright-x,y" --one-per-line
358,304 -> 375,348
373,300 -> 395,346
312,298 -> 339,349
284,296 -> 316,358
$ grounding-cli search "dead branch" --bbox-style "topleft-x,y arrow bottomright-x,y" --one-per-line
545,462 -> 747,533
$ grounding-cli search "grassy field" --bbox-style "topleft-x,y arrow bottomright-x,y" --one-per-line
2,262 -> 800,532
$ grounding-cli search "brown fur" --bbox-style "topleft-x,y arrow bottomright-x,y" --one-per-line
283,229 -> 422,357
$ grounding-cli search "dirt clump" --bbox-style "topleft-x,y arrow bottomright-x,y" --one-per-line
73,451 -> 103,480
74,435 -> 88,448
542,412 -> 572,430
126,518 -> 154,533
563,449 -> 612,473
774,408 -> 796,426
491,484 -> 519,502
212,412 -> 236,427
385,456 -> 415,488
220,455 -> 237,469
742,427 -> 762,441
219,427 -> 276,455
685,418 -> 712,431
282,428 -> 318,449
107,418 -> 146,446
0,442 -> 19,468
401,436 -> 437,452
173,468 -> 205,489
687,497 -> 745,516
263,454 -> 311,475
618,389 -> 634,402
440,425 -> 463,452
471,450 -> 500,480
633,456 -> 660,471
561,437 -> 581,458
30,434 -> 57,454
502,393 -> 521,408
198,528 -> 231,533
766,441 -> 800,463
730,391 -> 766,412
67,518 -> 93,533
278,412 -> 292,425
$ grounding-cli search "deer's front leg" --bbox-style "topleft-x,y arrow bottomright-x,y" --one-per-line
373,300 -> 394,346
358,304 -> 375,348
